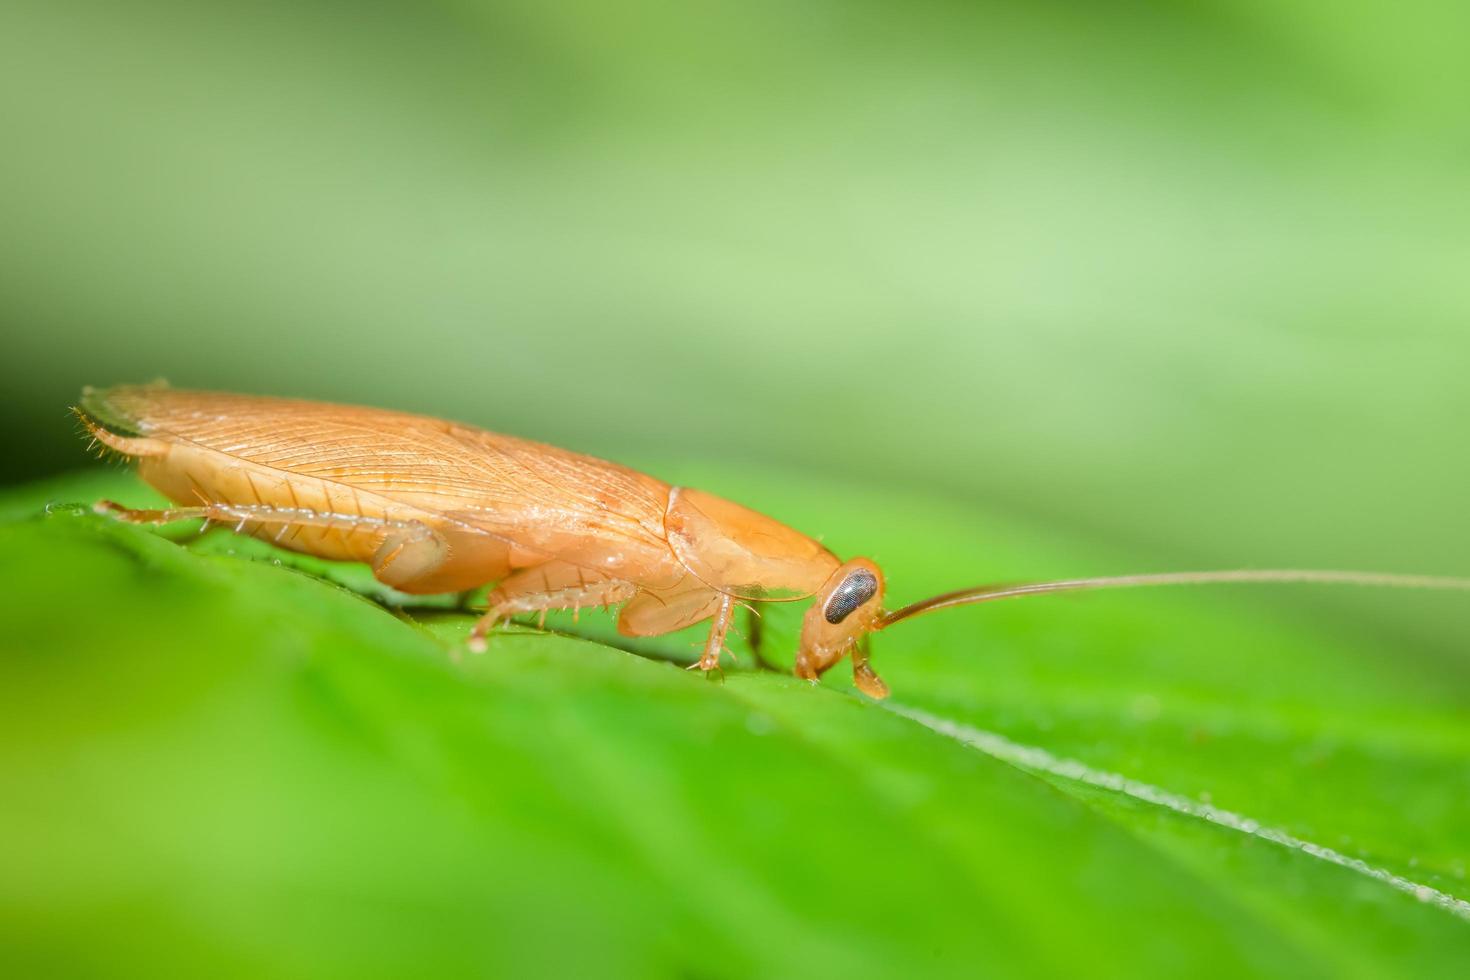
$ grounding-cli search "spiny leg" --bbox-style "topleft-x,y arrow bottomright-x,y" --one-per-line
97,499 -> 449,590
95,500 -> 209,525
469,561 -> 637,652
99,498 -> 438,546
94,500 -> 227,545
695,594 -> 736,673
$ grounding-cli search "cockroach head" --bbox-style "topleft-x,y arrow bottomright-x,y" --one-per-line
797,558 -> 889,698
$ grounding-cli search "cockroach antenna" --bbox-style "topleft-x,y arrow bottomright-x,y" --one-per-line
878,569 -> 1470,629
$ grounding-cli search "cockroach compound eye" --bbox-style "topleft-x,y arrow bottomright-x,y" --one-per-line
824,569 -> 879,624
77,383 -> 1470,699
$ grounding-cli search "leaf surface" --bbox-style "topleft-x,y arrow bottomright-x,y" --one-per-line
2,469 -> 1467,979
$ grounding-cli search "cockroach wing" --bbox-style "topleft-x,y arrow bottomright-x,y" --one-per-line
664,487 -> 839,600
82,385 -> 686,589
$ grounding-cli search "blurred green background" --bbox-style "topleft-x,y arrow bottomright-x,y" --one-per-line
5,0 -> 1470,651
5,0 -> 1470,589
5,1 -> 1470,975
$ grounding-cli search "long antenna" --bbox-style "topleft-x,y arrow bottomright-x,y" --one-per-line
878,569 -> 1470,629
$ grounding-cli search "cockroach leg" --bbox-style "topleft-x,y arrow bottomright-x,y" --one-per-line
849,636 -> 889,699
94,500 -> 210,524
740,602 -> 781,672
98,500 -> 454,591
697,594 -> 737,672
469,561 -> 636,652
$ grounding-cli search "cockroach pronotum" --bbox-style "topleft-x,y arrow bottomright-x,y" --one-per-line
75,384 -> 1470,698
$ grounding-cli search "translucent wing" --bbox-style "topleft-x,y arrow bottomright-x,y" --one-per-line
83,385 -> 683,585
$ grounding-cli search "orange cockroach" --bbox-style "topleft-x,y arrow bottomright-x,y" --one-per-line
76,384 -> 1470,698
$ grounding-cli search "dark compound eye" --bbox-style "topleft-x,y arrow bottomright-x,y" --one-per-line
824,569 -> 879,624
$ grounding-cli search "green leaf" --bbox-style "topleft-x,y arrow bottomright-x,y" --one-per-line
3,469 -> 1468,979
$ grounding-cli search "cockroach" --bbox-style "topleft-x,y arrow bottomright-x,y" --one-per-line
75,384 -> 1470,699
